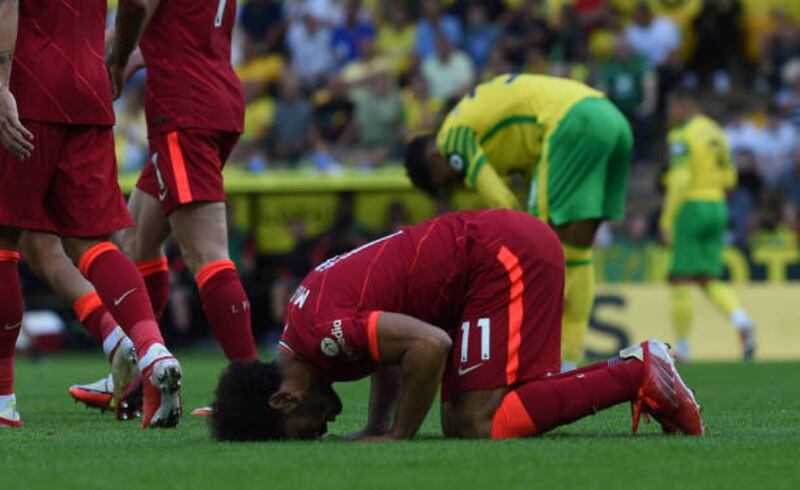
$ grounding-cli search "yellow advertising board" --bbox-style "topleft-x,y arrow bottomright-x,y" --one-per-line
588,284 -> 800,361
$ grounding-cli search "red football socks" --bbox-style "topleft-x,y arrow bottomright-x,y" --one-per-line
491,358 -> 644,439
196,260 -> 257,361
73,291 -> 126,362
0,251 -> 23,396
137,258 -> 170,321
78,242 -> 164,357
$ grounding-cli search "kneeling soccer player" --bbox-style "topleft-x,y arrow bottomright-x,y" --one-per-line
210,210 -> 703,441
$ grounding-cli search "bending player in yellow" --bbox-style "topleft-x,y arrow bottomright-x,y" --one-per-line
660,90 -> 755,361
404,74 -> 633,371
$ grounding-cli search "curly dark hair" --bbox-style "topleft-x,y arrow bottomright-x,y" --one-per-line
210,360 -> 285,441
404,134 -> 439,197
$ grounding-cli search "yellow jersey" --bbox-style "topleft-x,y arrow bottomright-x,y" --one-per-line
435,74 -> 604,209
659,114 -> 737,234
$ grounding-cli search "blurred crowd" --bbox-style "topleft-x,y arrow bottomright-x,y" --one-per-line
111,0 -> 800,239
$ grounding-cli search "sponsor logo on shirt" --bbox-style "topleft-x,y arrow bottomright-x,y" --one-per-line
330,319 -> 356,360
320,337 -> 339,357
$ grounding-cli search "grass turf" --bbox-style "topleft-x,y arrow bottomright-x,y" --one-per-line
2,353 -> 799,490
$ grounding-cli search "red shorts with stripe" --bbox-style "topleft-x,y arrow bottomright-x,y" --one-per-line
441,214 -> 564,401
136,129 -> 239,215
0,121 -> 131,236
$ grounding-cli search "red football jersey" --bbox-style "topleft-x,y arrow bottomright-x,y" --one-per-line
10,0 -> 114,126
278,209 -> 563,383
139,0 -> 245,135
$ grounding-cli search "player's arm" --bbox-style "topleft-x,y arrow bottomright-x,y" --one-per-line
659,135 -> 691,244
0,0 -> 33,159
107,0 -> 150,99
105,0 -> 159,81
373,312 -> 452,440
439,126 -> 522,210
346,365 -> 401,439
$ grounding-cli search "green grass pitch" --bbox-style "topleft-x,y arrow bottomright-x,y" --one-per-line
2,353 -> 799,490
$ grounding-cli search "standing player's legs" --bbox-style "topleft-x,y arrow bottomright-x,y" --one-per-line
0,227 -> 23,427
137,130 -> 257,362
21,232 -> 132,362
670,201 -> 755,361
123,188 -> 172,321
531,98 -> 632,371
553,220 -> 600,372
169,202 -> 257,361
48,125 -> 181,428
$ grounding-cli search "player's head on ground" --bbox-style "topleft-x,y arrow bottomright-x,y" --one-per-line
668,88 -> 700,126
211,357 -> 342,441
404,133 -> 462,197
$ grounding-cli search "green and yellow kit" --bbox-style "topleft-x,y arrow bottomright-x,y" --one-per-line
660,115 -> 737,277
435,74 -> 632,226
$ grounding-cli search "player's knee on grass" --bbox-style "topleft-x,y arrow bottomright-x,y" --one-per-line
447,389 -> 506,439
211,360 -> 285,441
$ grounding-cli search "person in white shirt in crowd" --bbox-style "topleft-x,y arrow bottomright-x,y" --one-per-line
421,35 -> 475,101
751,105 -> 798,187
287,10 -> 334,88
624,3 -> 681,69
724,102 -> 763,157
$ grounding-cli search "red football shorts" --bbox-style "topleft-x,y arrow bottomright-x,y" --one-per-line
136,129 -> 239,215
441,212 -> 564,401
0,121 -> 131,237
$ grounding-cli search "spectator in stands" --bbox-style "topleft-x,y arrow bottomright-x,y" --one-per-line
377,4 -> 417,74
596,35 -> 657,164
272,74 -> 312,166
310,76 -> 356,170
341,37 -> 393,87
729,149 -> 763,246
353,71 -> 405,167
777,147 -> 800,232
760,10 -> 800,90
754,104 -> 798,187
463,2 -> 501,72
624,2 -> 680,69
239,0 -> 285,57
287,10 -> 334,88
421,35 -> 475,101
331,0 -> 376,69
689,0 -> 745,90
549,4 -> 588,65
402,73 -> 443,138
238,81 -> 275,171
500,0 -> 551,68
284,0 -> 342,27
115,84 -> 148,172
415,0 -> 463,60
725,101 -> 762,156
776,58 -> 800,132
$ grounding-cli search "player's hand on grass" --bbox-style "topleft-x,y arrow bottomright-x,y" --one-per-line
0,88 -> 33,160
355,434 -> 395,444
342,427 -> 389,441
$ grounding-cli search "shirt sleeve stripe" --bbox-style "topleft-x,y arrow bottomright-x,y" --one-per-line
469,154 -> 488,185
367,310 -> 383,362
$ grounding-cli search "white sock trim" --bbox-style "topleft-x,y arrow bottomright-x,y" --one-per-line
137,343 -> 172,372
730,309 -> 753,331
102,326 -> 126,359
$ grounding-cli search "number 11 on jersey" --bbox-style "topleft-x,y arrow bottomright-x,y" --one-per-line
214,0 -> 227,27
